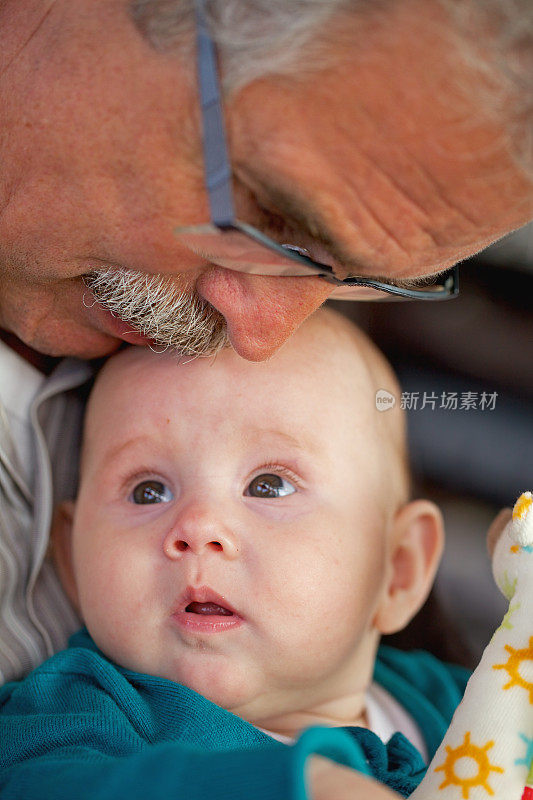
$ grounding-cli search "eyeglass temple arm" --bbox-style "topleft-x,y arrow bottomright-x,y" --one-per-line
194,0 -> 236,227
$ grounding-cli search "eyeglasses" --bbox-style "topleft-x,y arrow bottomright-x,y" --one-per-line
173,0 -> 459,302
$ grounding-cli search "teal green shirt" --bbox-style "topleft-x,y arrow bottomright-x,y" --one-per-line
0,629 -> 469,799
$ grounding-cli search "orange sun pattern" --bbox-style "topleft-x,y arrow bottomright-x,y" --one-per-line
435,732 -> 504,798
493,637 -> 533,703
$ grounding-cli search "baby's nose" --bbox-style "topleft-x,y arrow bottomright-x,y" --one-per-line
162,505 -> 239,560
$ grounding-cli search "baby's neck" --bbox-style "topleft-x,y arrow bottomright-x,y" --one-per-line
251,691 -> 369,741
238,643 -> 379,741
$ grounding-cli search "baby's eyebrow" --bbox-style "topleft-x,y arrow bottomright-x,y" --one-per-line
246,427 -> 318,455
95,434 -> 153,467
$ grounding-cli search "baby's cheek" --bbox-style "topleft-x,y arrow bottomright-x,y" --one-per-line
75,541 -> 134,627
79,574 -> 147,671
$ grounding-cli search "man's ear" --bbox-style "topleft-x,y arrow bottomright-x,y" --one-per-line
50,501 -> 80,612
374,500 -> 444,635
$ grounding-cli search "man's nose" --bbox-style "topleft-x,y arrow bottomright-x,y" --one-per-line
162,504 -> 239,560
196,267 -> 333,361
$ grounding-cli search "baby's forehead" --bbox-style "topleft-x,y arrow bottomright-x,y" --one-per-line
86,310 -> 402,449
91,320 -> 375,412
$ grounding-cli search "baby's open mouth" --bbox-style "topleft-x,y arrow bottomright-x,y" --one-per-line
185,602 -> 233,616
174,588 -> 242,632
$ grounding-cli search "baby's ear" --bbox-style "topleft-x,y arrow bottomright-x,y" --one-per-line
50,501 -> 80,612
374,500 -> 444,635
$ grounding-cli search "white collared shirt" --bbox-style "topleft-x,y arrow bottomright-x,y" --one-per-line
0,339 -> 45,491
0,343 -> 92,683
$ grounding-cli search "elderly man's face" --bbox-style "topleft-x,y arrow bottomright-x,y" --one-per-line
0,0 -> 531,361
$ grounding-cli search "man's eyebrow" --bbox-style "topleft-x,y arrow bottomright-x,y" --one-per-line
379,268 -> 454,289
248,178 -> 364,270
248,177 -> 453,287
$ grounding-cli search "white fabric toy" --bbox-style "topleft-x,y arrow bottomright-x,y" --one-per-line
411,492 -> 533,800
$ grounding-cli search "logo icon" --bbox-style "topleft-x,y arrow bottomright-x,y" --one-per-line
375,389 -> 396,412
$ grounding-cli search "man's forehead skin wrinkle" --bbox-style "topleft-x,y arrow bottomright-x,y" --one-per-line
233,172 -> 370,275
0,1 -> 58,79
235,152 -> 481,281
227,1 -> 533,284
235,171 -> 456,288
235,106 -> 519,277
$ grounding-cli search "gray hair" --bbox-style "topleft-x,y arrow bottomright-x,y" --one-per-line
442,0 -> 532,173
130,0 -> 533,172
130,0 -> 356,90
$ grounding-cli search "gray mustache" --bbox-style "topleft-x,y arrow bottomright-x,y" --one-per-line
83,268 -> 228,358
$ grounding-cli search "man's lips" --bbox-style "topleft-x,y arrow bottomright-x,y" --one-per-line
81,286 -> 157,346
172,586 -> 243,633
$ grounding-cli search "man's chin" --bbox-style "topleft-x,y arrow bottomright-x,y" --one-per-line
0,324 -> 128,366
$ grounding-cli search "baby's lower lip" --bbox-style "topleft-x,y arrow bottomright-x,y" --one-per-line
172,609 -> 244,634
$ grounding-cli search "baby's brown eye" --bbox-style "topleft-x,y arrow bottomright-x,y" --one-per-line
246,473 -> 295,499
131,480 -> 173,505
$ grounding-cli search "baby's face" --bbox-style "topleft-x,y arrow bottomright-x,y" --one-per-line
68,319 -> 399,727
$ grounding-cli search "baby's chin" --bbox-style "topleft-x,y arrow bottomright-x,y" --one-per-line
160,654 -> 265,714
174,665 -> 314,736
